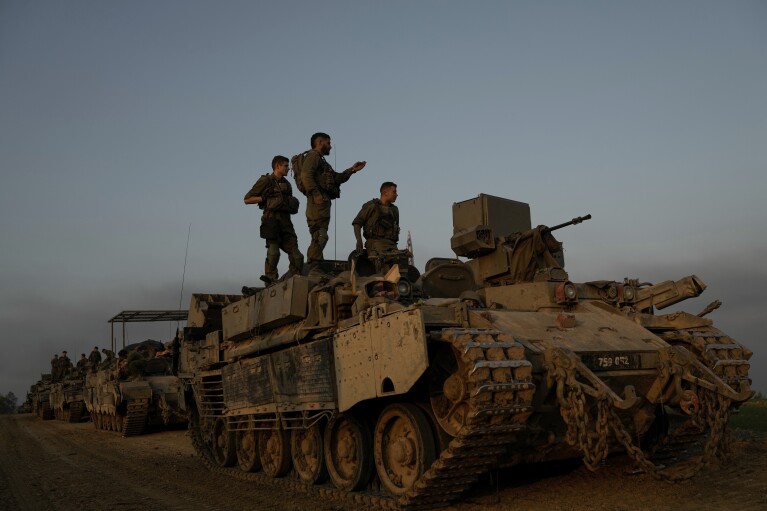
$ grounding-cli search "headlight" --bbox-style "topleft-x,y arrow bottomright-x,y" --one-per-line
555,281 -> 578,304
367,281 -> 398,300
397,279 -> 412,297
618,283 -> 636,304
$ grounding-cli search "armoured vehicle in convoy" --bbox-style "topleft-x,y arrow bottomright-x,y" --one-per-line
18,395 -> 33,414
178,194 -> 752,510
50,371 -> 89,423
30,375 -> 54,420
85,340 -> 186,436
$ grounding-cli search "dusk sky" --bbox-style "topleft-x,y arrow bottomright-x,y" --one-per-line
1,0 -> 765,400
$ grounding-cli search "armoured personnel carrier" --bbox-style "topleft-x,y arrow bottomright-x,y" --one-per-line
30,375 -> 54,420
18,394 -> 33,414
50,370 -> 89,423
85,340 -> 186,436
179,194 -> 752,510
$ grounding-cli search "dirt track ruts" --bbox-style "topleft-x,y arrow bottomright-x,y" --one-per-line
1,414 -> 766,511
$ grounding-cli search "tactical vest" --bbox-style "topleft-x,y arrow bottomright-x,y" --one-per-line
317,157 -> 342,199
363,199 -> 400,241
260,175 -> 299,215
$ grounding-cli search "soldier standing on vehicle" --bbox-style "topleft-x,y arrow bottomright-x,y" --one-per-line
59,351 -> 73,379
76,354 -> 88,376
88,346 -> 102,372
353,182 -> 400,258
300,132 -> 366,263
50,354 -> 59,382
244,155 -> 304,285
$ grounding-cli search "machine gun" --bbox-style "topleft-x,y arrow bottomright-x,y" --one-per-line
450,196 -> 592,285
505,214 -> 592,248
544,214 -> 592,233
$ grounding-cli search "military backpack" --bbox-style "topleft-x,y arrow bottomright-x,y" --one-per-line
290,151 -> 310,196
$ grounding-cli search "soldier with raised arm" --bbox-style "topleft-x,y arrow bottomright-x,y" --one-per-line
301,132 -> 366,263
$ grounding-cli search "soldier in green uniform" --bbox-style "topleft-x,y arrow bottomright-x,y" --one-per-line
76,354 -> 88,376
59,351 -> 73,380
300,132 -> 366,263
50,354 -> 59,382
244,155 -> 304,284
88,346 -> 102,372
353,182 -> 400,258
126,347 -> 147,379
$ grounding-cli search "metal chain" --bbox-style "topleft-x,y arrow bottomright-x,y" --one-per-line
607,388 -> 731,482
551,352 -> 732,481
556,363 -> 610,471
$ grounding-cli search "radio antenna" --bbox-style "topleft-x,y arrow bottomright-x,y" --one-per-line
333,148 -> 337,260
177,223 -> 191,332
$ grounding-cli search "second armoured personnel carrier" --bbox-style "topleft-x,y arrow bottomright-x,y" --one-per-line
50,371 -> 89,423
178,194 -> 752,510
30,375 -> 54,420
85,340 -> 186,436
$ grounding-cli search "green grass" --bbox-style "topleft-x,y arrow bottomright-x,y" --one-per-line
730,399 -> 767,432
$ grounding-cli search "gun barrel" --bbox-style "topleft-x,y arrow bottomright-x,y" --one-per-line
547,214 -> 592,233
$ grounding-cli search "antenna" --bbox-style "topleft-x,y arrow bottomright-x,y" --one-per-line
177,223 -> 191,332
407,231 -> 414,266
333,148 -> 337,260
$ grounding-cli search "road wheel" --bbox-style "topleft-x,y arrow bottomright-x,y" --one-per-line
236,428 -> 261,472
324,414 -> 373,491
258,428 -> 291,478
429,345 -> 470,437
291,423 -> 327,484
374,403 -> 437,496
212,417 -> 236,467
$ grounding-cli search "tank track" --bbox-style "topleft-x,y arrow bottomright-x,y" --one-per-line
189,328 -> 535,510
122,399 -> 150,437
636,326 -> 750,476
657,326 -> 752,395
40,402 -> 54,420
68,401 -> 85,423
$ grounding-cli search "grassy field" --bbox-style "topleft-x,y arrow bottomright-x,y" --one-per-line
731,398 -> 767,432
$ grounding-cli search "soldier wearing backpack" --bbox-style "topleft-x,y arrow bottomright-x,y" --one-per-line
296,132 -> 366,263
244,155 -> 304,285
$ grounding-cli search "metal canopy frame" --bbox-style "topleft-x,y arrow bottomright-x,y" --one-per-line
108,310 -> 188,352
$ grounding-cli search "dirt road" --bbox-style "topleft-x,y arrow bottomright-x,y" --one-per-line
2,413 -> 766,511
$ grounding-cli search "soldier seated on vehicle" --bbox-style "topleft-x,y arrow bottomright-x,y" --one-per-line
99,349 -> 115,370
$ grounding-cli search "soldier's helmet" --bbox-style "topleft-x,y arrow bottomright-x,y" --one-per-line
459,290 -> 484,307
